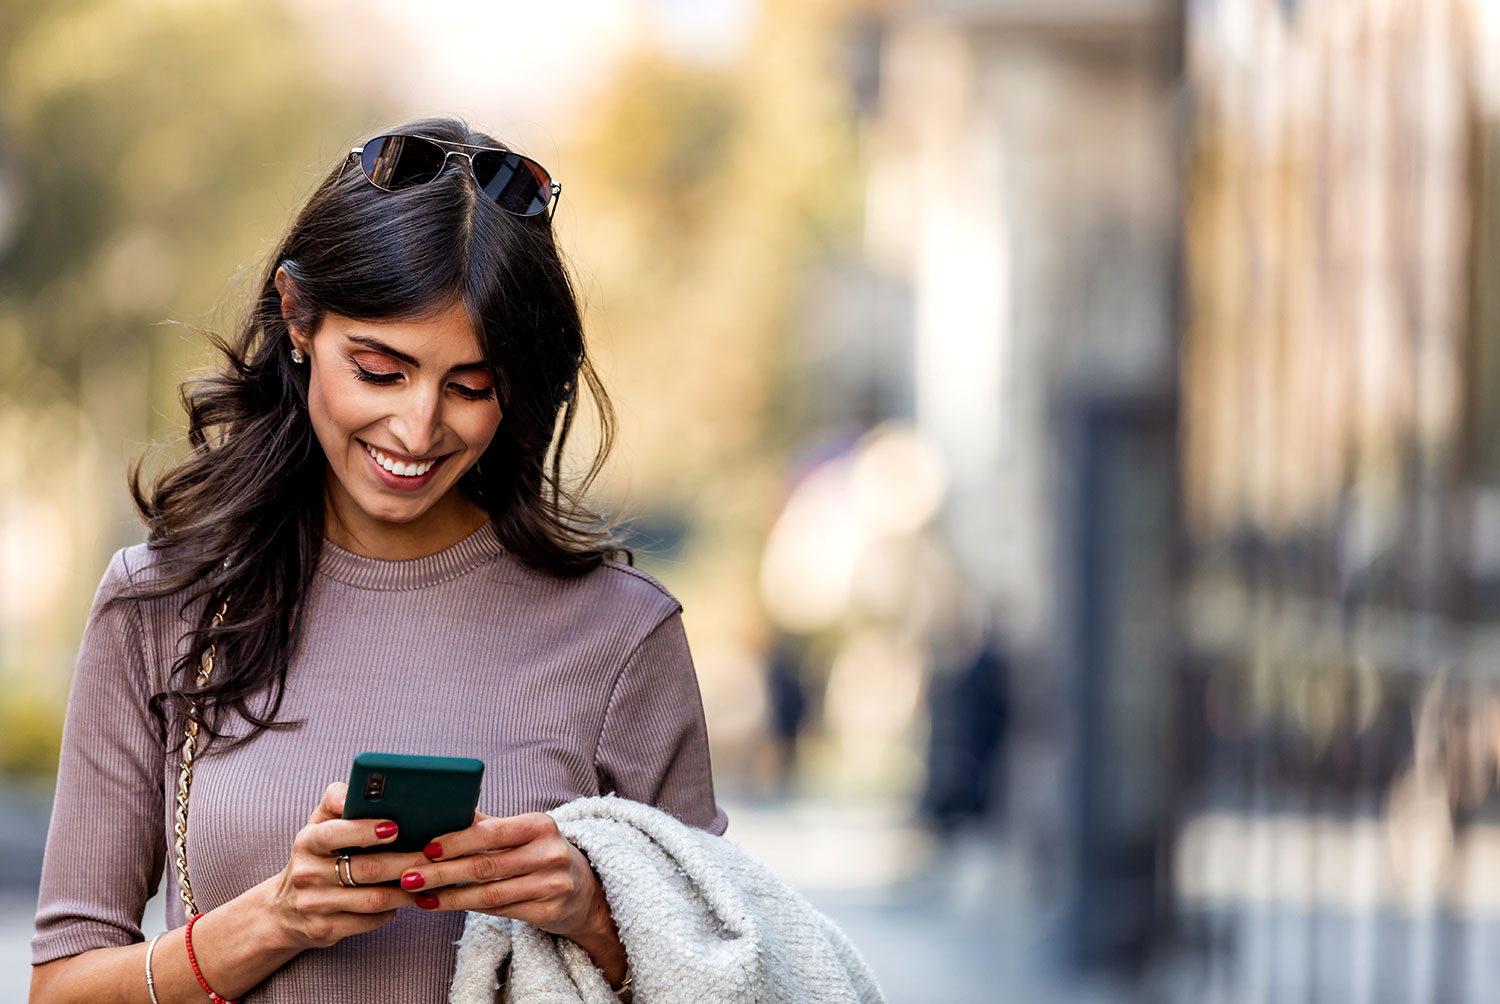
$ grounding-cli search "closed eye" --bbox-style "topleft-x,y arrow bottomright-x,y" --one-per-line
353,363 -> 494,400
352,363 -> 401,385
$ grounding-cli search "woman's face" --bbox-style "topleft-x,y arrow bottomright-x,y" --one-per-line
279,271 -> 502,553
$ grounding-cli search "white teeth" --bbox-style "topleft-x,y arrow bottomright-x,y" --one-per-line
364,442 -> 436,477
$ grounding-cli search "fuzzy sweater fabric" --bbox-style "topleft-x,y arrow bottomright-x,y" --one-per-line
448,794 -> 886,1004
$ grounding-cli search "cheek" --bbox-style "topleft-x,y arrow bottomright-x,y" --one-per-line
459,402 -> 504,451
306,369 -> 376,451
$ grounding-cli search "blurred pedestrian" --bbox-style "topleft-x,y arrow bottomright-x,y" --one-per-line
766,633 -> 811,793
919,617 -> 1011,836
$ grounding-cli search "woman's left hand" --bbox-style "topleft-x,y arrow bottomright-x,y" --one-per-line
401,811 -> 618,954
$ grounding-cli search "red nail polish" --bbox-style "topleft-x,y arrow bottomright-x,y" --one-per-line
375,821 -> 398,839
415,893 -> 439,910
423,841 -> 442,859
401,872 -> 425,891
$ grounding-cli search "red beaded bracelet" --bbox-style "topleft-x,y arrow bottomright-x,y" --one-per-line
184,912 -> 240,1004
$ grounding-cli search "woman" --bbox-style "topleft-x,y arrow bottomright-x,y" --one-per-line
29,116 -> 727,1003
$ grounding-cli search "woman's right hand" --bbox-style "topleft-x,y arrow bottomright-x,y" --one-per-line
33,781 -> 423,1004
265,781 -> 418,949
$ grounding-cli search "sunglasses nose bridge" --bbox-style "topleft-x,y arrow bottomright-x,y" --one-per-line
440,148 -> 482,185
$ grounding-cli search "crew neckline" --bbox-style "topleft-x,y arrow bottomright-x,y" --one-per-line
315,520 -> 504,591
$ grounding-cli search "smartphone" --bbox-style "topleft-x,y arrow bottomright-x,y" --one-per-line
340,751 -> 485,856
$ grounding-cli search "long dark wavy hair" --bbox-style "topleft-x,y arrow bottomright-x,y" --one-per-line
117,115 -> 633,750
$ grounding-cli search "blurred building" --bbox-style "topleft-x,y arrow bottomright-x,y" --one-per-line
795,0 -> 1186,980
816,0 -> 1500,996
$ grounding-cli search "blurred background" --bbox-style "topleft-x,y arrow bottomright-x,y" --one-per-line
6,0 -> 1500,1000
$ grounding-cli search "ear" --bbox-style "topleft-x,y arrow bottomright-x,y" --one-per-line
274,265 -> 313,354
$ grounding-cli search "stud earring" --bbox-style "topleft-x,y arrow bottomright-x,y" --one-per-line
291,347 -> 305,364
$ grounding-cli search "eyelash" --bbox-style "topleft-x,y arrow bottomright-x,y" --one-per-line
352,363 -> 495,401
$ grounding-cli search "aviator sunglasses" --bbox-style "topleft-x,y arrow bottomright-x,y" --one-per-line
338,132 -> 561,218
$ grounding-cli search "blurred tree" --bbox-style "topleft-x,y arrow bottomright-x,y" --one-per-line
0,0 -> 868,783
562,0 -> 863,661
0,0 -> 378,777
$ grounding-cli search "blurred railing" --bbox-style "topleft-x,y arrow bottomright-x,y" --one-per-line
1166,0 -> 1500,999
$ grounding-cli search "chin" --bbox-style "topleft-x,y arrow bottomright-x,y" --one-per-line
355,494 -> 433,525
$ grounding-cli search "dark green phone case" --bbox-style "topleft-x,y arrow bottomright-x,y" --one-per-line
340,752 -> 484,855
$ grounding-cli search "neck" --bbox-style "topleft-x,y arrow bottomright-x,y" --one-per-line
322,480 -> 491,560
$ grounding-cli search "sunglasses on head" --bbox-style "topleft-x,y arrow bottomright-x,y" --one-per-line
338,132 -> 561,219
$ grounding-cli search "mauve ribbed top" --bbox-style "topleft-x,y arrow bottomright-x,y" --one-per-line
31,520 -> 727,1001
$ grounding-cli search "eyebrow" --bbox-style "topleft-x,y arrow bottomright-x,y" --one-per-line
345,334 -> 490,374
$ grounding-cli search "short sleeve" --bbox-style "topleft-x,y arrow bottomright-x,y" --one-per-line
594,609 -> 729,836
32,548 -> 168,965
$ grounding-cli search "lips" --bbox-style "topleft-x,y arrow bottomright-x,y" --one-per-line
362,440 -> 444,477
358,440 -> 449,492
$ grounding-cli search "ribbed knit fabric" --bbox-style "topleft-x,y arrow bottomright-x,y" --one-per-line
31,520 -> 727,1003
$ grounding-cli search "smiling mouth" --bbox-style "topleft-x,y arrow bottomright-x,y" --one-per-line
360,440 -> 449,477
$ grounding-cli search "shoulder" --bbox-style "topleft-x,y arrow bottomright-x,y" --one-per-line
503,551 -> 681,610
78,546 -> 159,657
99,541 -> 178,597
90,542 -> 197,631
578,558 -> 684,634
492,552 -> 684,641
594,558 -> 682,613
108,540 -> 175,580
90,543 -> 148,603
115,542 -> 151,583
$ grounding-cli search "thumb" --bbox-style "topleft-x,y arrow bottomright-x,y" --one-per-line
307,780 -> 347,824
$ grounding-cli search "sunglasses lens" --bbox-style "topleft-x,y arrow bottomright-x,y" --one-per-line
360,134 -> 446,190
470,150 -> 552,216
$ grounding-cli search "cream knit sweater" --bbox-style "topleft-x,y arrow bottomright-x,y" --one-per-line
448,795 -> 886,1004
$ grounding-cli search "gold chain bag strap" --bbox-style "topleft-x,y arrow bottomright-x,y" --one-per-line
173,595 -> 230,918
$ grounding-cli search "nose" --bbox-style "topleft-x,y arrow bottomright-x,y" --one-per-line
389,384 -> 444,458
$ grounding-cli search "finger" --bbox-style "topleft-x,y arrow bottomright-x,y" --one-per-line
306,781 -> 348,825
401,841 -> 562,892
299,882 -> 418,917
297,816 -> 400,857
412,872 -> 563,914
347,908 -> 400,936
423,811 -> 554,861
344,849 -> 439,887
